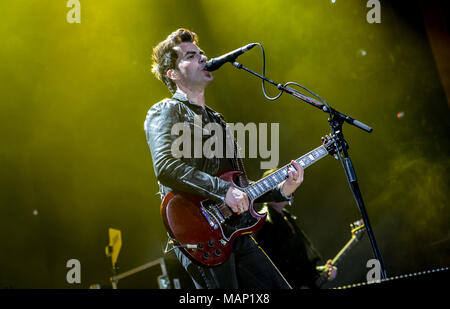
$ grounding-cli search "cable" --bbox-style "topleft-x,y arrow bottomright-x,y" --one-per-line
164,234 -> 198,254
256,43 -> 282,101
256,43 -> 333,119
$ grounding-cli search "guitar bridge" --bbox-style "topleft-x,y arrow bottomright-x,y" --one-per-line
200,199 -> 228,224
200,206 -> 218,230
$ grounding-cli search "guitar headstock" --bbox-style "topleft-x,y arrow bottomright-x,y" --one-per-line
321,132 -> 349,157
321,134 -> 339,156
350,219 -> 366,241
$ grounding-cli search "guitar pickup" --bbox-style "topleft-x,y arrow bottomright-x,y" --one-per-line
210,205 -> 225,223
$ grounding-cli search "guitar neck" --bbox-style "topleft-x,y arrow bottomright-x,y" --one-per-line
332,236 -> 358,266
244,144 -> 329,201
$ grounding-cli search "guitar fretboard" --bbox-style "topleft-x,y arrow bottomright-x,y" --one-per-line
244,144 -> 329,201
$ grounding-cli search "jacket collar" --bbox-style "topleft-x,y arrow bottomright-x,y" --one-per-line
172,91 -> 225,121
172,91 -> 192,105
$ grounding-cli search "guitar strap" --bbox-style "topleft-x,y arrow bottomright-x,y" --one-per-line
233,139 -> 249,187
222,119 -> 249,188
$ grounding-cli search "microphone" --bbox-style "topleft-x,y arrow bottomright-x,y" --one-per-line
205,43 -> 258,72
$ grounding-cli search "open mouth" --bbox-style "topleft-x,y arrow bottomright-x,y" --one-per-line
202,69 -> 212,78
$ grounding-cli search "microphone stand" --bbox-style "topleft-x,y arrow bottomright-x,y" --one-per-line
232,61 -> 387,279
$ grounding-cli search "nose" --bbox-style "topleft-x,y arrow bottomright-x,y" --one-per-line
199,54 -> 207,64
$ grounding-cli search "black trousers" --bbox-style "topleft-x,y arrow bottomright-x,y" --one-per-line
174,235 -> 291,289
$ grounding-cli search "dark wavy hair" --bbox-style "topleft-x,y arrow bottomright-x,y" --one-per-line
151,28 -> 199,93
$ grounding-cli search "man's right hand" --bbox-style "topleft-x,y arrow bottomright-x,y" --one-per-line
225,187 -> 249,214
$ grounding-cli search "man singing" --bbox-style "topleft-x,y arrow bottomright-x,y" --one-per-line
144,28 -> 303,288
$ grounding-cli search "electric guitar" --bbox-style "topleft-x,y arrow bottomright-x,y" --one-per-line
161,135 -> 341,266
331,219 -> 366,266
315,219 -> 366,286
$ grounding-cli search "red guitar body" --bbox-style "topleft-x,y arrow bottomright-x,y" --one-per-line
160,171 -> 266,267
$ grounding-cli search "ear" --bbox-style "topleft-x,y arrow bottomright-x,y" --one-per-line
167,69 -> 179,81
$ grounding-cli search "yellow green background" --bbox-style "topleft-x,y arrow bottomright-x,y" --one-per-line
0,0 -> 448,288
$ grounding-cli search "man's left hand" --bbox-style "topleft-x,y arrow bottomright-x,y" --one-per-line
280,160 -> 304,197
324,259 -> 337,281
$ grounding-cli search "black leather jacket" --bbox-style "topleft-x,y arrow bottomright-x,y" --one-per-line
144,92 -> 287,204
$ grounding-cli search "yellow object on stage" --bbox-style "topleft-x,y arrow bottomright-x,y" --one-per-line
105,228 -> 122,268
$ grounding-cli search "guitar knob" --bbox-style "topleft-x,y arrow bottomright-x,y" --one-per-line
202,252 -> 210,260
207,240 -> 215,248
214,249 -> 222,257
197,243 -> 204,250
